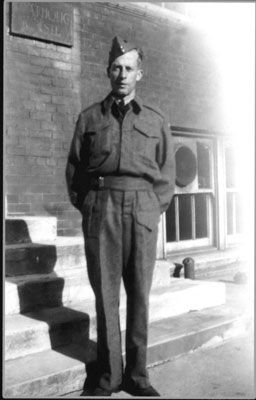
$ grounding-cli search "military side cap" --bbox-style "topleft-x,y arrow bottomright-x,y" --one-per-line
108,36 -> 140,67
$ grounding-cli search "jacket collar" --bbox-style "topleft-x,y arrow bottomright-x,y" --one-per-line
102,92 -> 143,115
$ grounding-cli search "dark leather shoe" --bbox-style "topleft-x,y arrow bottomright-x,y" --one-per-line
122,381 -> 160,397
92,387 -> 113,396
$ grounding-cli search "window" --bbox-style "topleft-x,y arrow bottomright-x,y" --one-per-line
225,143 -> 243,242
166,135 -> 214,252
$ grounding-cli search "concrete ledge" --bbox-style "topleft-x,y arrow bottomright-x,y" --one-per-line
5,271 -> 94,315
5,216 -> 57,244
5,279 -> 226,360
5,306 -> 91,361
5,237 -> 85,277
149,278 -> 226,320
4,303 -> 249,398
168,247 -> 247,280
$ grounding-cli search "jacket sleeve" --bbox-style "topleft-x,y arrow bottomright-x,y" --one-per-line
154,119 -> 176,214
65,113 -> 90,212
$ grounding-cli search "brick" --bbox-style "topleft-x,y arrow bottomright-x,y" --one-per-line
30,56 -> 52,67
11,62 -> 44,75
57,228 -> 80,236
41,121 -> 62,131
6,50 -> 30,64
6,107 -> 30,118
6,175 -> 41,185
5,88 -> 30,101
40,48 -> 69,61
30,111 -> 52,121
63,142 -> 71,150
8,203 -> 31,213
34,41 -> 47,49
6,194 -> 19,204
62,88 -> 78,97
53,61 -> 72,71
40,85 -> 63,96
24,148 -> 50,157
9,120 -> 42,132
57,158 -> 68,167
56,46 -> 72,55
29,92 -> 51,103
51,96 -> 72,105
19,194 -> 44,203
29,130 -> 52,138
35,157 -> 47,166
5,155 -> 31,166
57,105 -> 78,115
29,74 -> 52,86
6,184 -> 30,194
6,146 -> 26,156
41,67 -> 58,77
5,138 -> 20,149
71,64 -> 82,74
28,184 -> 63,194
57,218 -> 80,229
52,114 -> 74,124
29,203 -> 47,213
34,102 -> 51,112
45,104 -> 57,113
62,123 -> 74,132
51,77 -> 72,88
46,202 -> 72,213
43,194 -> 65,202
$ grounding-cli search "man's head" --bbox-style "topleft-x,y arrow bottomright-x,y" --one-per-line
107,36 -> 144,99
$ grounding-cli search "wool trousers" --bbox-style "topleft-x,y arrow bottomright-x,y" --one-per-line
82,189 -> 159,391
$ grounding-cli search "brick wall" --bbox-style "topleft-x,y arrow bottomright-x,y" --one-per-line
5,2 -> 223,236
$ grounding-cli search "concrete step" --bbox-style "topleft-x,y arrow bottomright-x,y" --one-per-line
4,256 -> 174,315
5,236 -> 85,277
4,301 -> 250,398
169,247 -> 246,279
5,304 -> 92,361
5,279 -> 226,360
5,269 -> 94,315
5,216 -> 57,244
5,237 -> 171,282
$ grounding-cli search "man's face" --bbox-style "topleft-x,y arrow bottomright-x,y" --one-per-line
108,50 -> 143,98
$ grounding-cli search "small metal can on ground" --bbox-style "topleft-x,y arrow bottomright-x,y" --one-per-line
183,257 -> 195,279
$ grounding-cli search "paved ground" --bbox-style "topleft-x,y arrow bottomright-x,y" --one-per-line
132,332 -> 254,399
115,273 -> 255,399
65,269 -> 255,399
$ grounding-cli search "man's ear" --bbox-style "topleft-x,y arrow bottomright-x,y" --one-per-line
136,69 -> 143,82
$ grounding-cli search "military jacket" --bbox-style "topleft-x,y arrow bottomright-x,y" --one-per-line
66,93 -> 176,214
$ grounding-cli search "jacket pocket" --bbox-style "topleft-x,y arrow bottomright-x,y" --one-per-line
87,121 -> 111,167
133,120 -> 159,160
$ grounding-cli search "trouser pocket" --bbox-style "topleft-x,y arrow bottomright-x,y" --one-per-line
82,190 -> 108,238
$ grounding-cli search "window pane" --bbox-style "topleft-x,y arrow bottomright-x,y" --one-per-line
197,142 -> 212,189
179,195 -> 192,240
195,194 -> 208,238
236,193 -> 243,234
166,197 -> 176,242
225,146 -> 236,188
226,192 -> 234,234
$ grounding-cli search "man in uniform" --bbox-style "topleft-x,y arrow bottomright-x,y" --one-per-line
66,36 -> 176,397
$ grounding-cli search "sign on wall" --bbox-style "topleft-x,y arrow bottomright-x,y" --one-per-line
11,2 -> 73,47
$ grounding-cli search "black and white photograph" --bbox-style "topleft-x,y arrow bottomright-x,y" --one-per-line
3,1 -> 255,398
